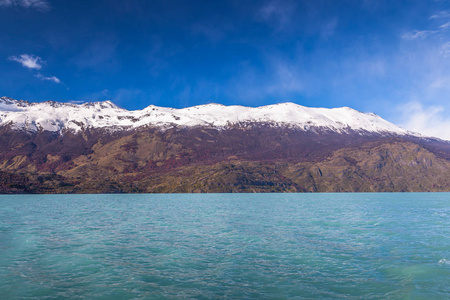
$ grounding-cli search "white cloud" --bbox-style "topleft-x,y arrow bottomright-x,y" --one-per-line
429,76 -> 450,89
9,54 -> 43,69
439,42 -> 450,57
68,100 -> 85,104
0,0 -> 50,10
430,10 -> 450,19
401,21 -> 450,59
9,54 -> 61,83
402,30 -> 436,40
439,22 -> 450,29
402,19 -> 450,40
36,73 -> 60,83
399,101 -> 450,141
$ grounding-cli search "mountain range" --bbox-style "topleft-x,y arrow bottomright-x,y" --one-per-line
0,96 -> 449,193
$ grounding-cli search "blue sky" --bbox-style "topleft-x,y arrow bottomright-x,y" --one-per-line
1,0 -> 450,139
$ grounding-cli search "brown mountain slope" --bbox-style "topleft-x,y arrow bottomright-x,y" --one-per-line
0,126 -> 449,193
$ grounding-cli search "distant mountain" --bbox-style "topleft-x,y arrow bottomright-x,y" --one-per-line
0,97 -> 448,193
1,96 -> 409,134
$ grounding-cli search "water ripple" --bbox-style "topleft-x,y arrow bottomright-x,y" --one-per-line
0,193 -> 449,299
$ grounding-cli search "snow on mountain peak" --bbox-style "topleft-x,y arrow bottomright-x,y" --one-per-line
0,97 -> 409,136
81,100 -> 119,110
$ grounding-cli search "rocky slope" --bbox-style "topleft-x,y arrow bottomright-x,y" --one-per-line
0,97 -> 448,193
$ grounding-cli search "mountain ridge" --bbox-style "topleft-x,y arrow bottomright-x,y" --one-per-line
0,96 -> 448,193
0,97 -> 414,137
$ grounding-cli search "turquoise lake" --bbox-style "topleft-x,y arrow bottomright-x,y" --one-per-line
0,193 -> 449,299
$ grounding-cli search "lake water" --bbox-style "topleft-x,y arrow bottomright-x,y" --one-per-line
0,193 -> 449,299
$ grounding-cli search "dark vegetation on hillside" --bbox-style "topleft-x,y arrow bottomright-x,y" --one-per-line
0,125 -> 449,193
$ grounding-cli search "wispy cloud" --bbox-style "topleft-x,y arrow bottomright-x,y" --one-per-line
257,0 -> 296,31
440,42 -> 450,57
439,21 -> 450,29
402,30 -> 436,40
320,18 -> 338,40
403,14 -> 450,40
112,88 -> 143,107
81,89 -> 110,101
402,16 -> 450,64
265,58 -> 304,95
191,23 -> 228,43
399,101 -> 450,141
36,73 -> 60,84
73,37 -> 119,70
221,54 -> 308,105
0,0 -> 50,11
429,76 -> 450,89
68,100 -> 85,104
9,54 -> 43,69
9,54 -> 61,84
430,10 -> 450,19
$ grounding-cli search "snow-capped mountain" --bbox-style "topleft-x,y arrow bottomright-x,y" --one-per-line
0,96 -> 448,193
0,96 -> 409,135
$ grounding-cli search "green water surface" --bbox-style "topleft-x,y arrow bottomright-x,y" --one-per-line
0,193 -> 449,299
